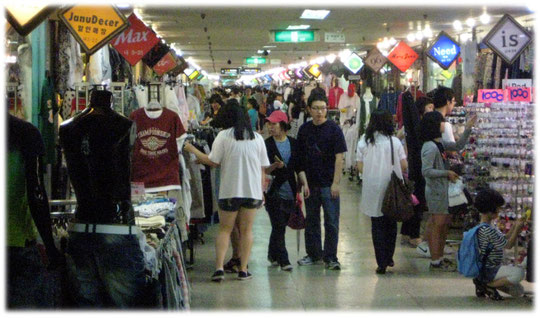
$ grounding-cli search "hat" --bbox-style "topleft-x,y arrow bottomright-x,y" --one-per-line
266,110 -> 288,123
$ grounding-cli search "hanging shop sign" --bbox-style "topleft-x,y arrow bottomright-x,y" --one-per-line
196,73 -> 205,81
346,75 -> 362,80
221,68 -> 239,76
324,32 -> 345,43
307,64 -> 322,78
387,41 -> 419,72
478,89 -> 505,103
142,41 -> 170,68
483,14 -> 533,65
271,59 -> 282,65
502,79 -> 533,89
153,52 -> 178,76
5,5 -> 57,36
427,31 -> 461,70
343,52 -> 364,74
111,14 -> 160,66
187,70 -> 200,81
169,56 -> 188,77
245,57 -> 267,64
507,87 -> 531,102
240,68 -> 261,75
363,48 -> 387,73
274,30 -> 315,43
59,5 -> 129,55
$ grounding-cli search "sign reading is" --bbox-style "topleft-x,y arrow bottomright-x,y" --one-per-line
483,14 -> 532,65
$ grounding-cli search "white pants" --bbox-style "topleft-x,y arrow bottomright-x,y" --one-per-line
494,265 -> 525,285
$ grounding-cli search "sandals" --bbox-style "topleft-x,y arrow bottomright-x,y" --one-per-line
473,279 -> 504,301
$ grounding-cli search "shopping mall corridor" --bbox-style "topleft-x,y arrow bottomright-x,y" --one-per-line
188,178 -> 533,310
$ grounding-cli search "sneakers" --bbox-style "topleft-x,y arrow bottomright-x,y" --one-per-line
326,261 -> 341,270
281,263 -> 293,271
376,267 -> 386,274
429,258 -> 457,272
224,258 -> 240,273
237,271 -> 253,280
267,256 -> 279,267
416,242 -> 454,258
297,255 -> 323,266
211,270 -> 225,282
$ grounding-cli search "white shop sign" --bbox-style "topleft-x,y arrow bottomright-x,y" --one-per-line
325,32 -> 345,43
270,59 -> 281,65
502,79 -> 532,89
483,14 -> 532,65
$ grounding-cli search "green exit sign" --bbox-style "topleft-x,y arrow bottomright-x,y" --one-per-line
245,57 -> 267,64
274,30 -> 315,43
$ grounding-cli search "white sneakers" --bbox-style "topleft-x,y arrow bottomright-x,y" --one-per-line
416,241 -> 454,258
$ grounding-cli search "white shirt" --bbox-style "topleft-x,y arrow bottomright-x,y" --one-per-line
208,128 -> 270,200
356,133 -> 407,217
442,121 -> 455,143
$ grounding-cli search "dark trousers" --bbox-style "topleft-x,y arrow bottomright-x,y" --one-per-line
265,194 -> 294,265
371,215 -> 397,268
400,177 -> 425,239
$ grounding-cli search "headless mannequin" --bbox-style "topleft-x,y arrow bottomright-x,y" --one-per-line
59,90 -> 136,225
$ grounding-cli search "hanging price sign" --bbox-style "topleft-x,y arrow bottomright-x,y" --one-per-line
387,41 -> 418,72
153,52 -> 178,76
483,14 -> 533,65
364,48 -> 387,73
507,87 -> 531,102
478,89 -> 505,103
59,5 -> 129,55
111,14 -> 160,66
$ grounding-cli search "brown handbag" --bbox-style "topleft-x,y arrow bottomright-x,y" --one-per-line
381,136 -> 414,222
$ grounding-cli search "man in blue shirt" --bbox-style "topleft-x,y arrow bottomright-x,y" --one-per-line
296,92 -> 347,270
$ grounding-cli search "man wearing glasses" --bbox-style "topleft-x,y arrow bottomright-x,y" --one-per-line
296,92 -> 347,270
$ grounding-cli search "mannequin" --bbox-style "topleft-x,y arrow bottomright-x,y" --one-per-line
60,90 -> 135,224
357,87 -> 375,138
338,83 -> 360,126
328,78 -> 344,109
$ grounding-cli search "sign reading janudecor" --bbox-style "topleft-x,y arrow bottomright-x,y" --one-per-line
427,31 -> 461,69
364,48 -> 387,73
111,14 -> 160,66
483,14 -> 532,65
59,5 -> 129,55
387,41 -> 418,72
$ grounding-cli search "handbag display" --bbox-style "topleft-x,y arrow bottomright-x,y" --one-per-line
288,193 -> 305,230
381,136 -> 414,222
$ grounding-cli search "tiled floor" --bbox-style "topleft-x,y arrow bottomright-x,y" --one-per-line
187,178 -> 533,310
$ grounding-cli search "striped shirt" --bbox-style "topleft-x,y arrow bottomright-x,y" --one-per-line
477,225 -> 507,269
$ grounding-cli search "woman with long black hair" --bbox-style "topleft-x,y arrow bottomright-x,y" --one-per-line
356,110 -> 408,274
184,99 -> 272,281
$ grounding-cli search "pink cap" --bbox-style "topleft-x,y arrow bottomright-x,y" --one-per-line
266,110 -> 289,123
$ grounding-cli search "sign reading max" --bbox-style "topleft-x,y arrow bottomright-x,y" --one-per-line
111,14 -> 160,66
427,31 -> 461,69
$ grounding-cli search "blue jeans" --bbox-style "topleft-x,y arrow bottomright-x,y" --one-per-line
304,187 -> 340,262
66,233 -> 150,308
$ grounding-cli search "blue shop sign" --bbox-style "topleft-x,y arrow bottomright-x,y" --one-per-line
427,31 -> 461,69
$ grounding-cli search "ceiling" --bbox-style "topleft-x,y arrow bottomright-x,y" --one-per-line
134,5 -> 533,74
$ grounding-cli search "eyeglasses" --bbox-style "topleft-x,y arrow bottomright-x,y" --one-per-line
311,107 -> 327,111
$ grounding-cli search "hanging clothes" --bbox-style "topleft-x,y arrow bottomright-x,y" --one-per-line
328,86 -> 344,109
396,87 -> 424,129
344,123 -> 359,171
134,85 -> 148,108
55,24 -> 83,95
175,85 -> 191,126
337,93 -> 360,126
377,90 -> 400,115
358,89 -> 377,138
186,94 -> 201,122
17,43 -> 32,121
163,85 -> 183,121
38,77 -> 58,167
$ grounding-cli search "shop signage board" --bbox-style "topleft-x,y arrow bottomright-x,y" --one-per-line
427,31 -> 461,69
364,48 -> 387,73
240,68 -> 261,75
502,79 -> 532,89
274,30 -> 315,43
59,5 -> 129,55
307,64 -> 321,78
387,41 -> 418,72
325,32 -> 345,43
478,89 -> 505,103
221,68 -> 239,76
483,14 -> 533,65
153,52 -> 178,76
347,75 -> 362,80
111,14 -> 160,66
5,5 -> 57,36
245,57 -> 267,64
271,59 -> 282,65
507,87 -> 531,102
342,52 -> 364,74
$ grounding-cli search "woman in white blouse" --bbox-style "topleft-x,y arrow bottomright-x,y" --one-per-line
356,110 -> 408,274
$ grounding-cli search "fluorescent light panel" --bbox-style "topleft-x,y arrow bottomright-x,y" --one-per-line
287,25 -> 310,30
300,9 -> 330,20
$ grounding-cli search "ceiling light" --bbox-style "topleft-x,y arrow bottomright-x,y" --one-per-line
326,54 -> 336,63
115,4 -> 131,9
415,31 -> 424,40
423,24 -> 433,38
453,20 -> 463,31
480,13 -> 491,24
287,25 -> 310,30
315,56 -> 326,64
263,45 -> 276,48
389,37 -> 397,46
300,9 -> 330,20
466,17 -> 476,28
339,49 -> 352,61
407,33 -> 416,42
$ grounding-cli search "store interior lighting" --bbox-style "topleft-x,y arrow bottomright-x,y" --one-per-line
480,12 -> 491,24
115,4 -> 131,9
300,9 -> 330,20
453,20 -> 463,31
338,49 -> 352,61
407,33 -> 416,42
466,17 -> 476,28
286,25 -> 310,30
326,54 -> 336,63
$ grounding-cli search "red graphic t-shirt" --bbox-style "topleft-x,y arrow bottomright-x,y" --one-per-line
130,108 -> 186,190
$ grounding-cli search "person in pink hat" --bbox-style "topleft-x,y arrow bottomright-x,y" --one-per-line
263,111 -> 309,271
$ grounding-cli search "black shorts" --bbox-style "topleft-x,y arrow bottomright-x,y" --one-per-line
218,198 -> 264,212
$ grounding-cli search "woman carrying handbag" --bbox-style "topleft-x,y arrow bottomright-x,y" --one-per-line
356,110 -> 408,274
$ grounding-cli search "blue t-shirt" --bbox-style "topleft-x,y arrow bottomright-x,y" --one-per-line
248,108 -> 258,131
297,120 -> 347,187
275,138 -> 294,200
